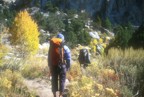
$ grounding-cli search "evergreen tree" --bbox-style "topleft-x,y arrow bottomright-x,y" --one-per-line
46,13 -> 65,33
129,23 -> 144,48
64,24 -> 77,48
78,30 -> 91,45
93,16 -> 102,29
102,17 -> 112,30
9,10 -> 39,57
107,24 -> 133,49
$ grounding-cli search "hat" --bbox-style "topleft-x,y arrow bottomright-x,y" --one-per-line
57,33 -> 65,41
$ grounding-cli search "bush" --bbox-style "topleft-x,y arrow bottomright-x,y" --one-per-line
9,10 -> 39,57
68,48 -> 144,96
129,23 -> 144,48
0,69 -> 36,97
0,44 -> 8,65
21,57 -> 48,79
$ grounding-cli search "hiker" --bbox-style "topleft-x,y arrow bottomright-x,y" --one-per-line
78,47 -> 91,68
48,33 -> 71,97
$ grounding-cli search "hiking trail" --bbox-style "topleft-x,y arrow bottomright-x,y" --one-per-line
24,78 -> 70,97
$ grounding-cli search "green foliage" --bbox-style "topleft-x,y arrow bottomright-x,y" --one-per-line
64,15 -> 91,47
102,17 -> 112,30
65,9 -> 77,19
0,69 -> 36,97
0,6 -> 16,27
21,63 -> 43,79
0,44 -> 8,64
64,25 -> 78,47
39,33 -> 49,44
44,1 -> 58,12
33,12 -> 65,33
46,13 -> 65,33
78,30 -> 91,45
129,23 -> 144,48
106,48 -> 144,96
107,24 -> 133,50
32,11 -> 47,29
21,57 -> 48,79
68,48 -> 144,96
137,62 -> 144,96
93,16 -> 102,29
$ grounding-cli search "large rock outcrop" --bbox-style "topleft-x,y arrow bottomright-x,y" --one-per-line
49,0 -> 144,25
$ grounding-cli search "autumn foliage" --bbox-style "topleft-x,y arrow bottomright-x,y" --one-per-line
9,10 -> 39,56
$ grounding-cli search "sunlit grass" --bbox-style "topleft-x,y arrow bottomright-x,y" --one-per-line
0,69 -> 36,97
67,48 -> 144,97
21,56 -> 49,79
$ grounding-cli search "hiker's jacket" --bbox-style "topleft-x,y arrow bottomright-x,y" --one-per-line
48,45 -> 71,71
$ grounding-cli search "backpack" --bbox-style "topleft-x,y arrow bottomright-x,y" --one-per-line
78,49 -> 91,65
49,37 -> 65,66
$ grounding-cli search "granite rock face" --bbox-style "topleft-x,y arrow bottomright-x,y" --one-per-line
49,0 -> 144,25
2,0 -> 144,25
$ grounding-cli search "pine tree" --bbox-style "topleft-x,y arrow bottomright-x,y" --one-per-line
9,10 -> 39,57
129,23 -> 144,48
96,16 -> 102,28
102,17 -> 112,30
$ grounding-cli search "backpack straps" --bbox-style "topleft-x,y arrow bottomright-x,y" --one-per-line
59,45 -> 65,65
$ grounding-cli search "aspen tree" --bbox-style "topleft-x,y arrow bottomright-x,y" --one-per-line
9,10 -> 39,57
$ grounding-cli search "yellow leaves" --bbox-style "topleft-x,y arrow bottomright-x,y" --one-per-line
93,39 -> 98,45
90,39 -> 98,53
99,38 -> 103,44
0,44 -> 9,64
0,77 -> 12,89
102,69 -> 115,77
9,10 -> 39,56
95,93 -> 100,96
102,43 -> 107,48
95,83 -> 104,91
105,88 -> 117,97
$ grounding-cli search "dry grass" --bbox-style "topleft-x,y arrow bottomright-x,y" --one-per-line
67,48 -> 144,97
21,56 -> 49,79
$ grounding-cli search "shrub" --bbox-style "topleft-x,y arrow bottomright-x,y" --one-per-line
21,56 -> 48,79
129,22 -> 144,48
9,10 -> 39,57
0,69 -> 36,97
68,48 -> 144,96
0,44 -> 8,65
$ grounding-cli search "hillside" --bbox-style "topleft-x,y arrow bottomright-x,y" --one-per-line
2,0 -> 144,25
0,0 -> 144,97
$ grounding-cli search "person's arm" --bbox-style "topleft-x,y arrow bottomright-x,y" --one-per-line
64,45 -> 71,71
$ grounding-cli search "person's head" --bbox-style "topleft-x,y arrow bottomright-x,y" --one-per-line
57,33 -> 65,42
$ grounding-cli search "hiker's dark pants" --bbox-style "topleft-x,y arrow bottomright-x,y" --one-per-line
51,65 -> 66,93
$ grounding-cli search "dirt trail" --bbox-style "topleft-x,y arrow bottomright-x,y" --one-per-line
24,78 -> 69,97
24,78 -> 53,97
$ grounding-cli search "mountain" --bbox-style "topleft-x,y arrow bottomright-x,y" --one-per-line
2,0 -> 144,25
48,0 -> 144,25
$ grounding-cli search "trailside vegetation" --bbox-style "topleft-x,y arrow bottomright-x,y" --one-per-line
9,10 -> 39,57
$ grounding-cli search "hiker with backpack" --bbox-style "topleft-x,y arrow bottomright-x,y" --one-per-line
48,33 -> 71,97
78,46 -> 91,69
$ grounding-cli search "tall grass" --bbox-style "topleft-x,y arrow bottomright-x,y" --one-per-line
21,56 -> 49,79
67,48 -> 144,97
0,69 -> 36,97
